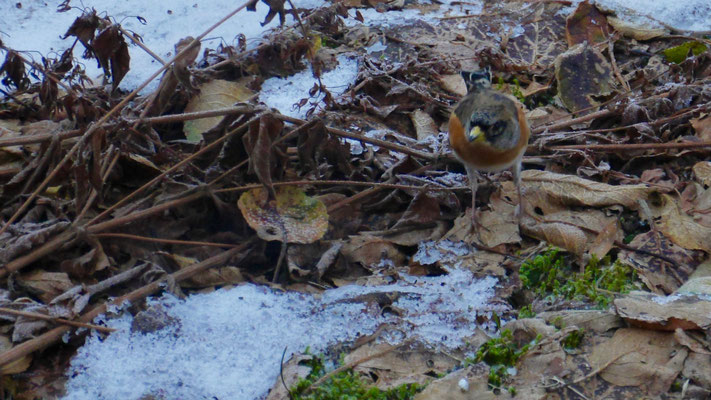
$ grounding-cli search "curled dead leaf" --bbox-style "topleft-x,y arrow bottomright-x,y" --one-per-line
238,186 -> 328,244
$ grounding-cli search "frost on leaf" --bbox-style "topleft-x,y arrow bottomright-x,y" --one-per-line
238,186 -> 328,243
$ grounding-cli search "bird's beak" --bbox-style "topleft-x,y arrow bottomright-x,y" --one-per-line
467,126 -> 485,142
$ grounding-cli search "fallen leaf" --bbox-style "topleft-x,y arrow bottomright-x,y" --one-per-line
606,16 -> 665,40
413,364 -> 495,400
649,193 -> 711,252
614,291 -> 711,331
410,109 -> 437,141
348,342 -> 457,389
238,186 -> 329,244
589,328 -> 686,395
565,1 -> 610,47
554,42 -> 615,112
340,234 -> 406,268
439,74 -> 466,96
618,230 -> 698,294
265,353 -> 314,400
691,114 -> 711,142
693,161 -> 711,186
0,335 -> 31,374
518,170 -> 653,209
183,79 -> 254,142
16,271 -> 74,304
243,114 -> 285,197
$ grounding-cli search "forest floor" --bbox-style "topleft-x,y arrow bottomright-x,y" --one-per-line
1,0 -> 711,398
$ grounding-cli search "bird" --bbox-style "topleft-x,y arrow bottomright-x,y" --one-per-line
448,68 -> 530,233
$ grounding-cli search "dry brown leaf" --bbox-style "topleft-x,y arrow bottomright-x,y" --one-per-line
676,260 -> 711,295
513,327 -> 570,387
565,0 -> 610,47
160,252 -> 244,288
649,193 -> 711,252
16,271 -> 74,304
674,328 -> 711,355
413,364 -> 497,400
265,353 -> 313,400
238,186 -> 329,244
151,36 -> 201,116
516,194 -> 620,258
243,114 -> 285,197
519,170 -> 653,208
183,79 -> 254,142
691,114 -> 711,141
693,161 -> 711,186
538,309 -> 624,333
347,342 -> 457,389
410,109 -> 437,141
682,352 -> 711,390
384,222 -> 448,247
505,3 -> 567,69
341,234 -> 406,268
287,242 -> 340,280
92,24 -> 130,91
587,218 -> 619,259
444,190 -> 520,248
554,42 -> 615,112
614,291 -> 711,331
606,16 -> 666,40
439,74 -> 466,96
520,81 -> 550,98
589,328 -> 686,395
0,335 -> 31,374
0,221 -> 71,264
618,230 -> 697,294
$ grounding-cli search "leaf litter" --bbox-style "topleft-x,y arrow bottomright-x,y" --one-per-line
1,0 -> 711,398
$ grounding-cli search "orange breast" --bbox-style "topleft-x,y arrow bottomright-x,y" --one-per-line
448,109 -> 529,172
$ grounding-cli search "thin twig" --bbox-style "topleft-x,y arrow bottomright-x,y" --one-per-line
550,141 -> 711,152
275,114 -> 440,161
216,179 -> 468,194
0,307 -> 115,333
94,233 -> 242,248
118,26 -> 166,65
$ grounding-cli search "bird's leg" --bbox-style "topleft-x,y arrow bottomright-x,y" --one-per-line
512,159 -> 523,225
465,165 -> 480,232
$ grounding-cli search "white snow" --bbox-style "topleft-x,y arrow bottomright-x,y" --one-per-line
258,55 -> 359,119
0,0 -> 289,93
594,0 -> 711,32
64,267 -> 503,400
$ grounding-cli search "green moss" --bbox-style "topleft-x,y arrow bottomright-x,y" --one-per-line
466,329 -> 540,391
663,41 -> 708,64
562,329 -> 584,349
519,249 -> 639,308
517,305 -> 535,319
291,354 -> 421,400
511,78 -> 525,104
495,77 -> 526,104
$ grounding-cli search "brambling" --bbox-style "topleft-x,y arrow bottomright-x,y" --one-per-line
448,68 -> 530,232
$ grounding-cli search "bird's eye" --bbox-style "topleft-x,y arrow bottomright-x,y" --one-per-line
488,121 -> 507,136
